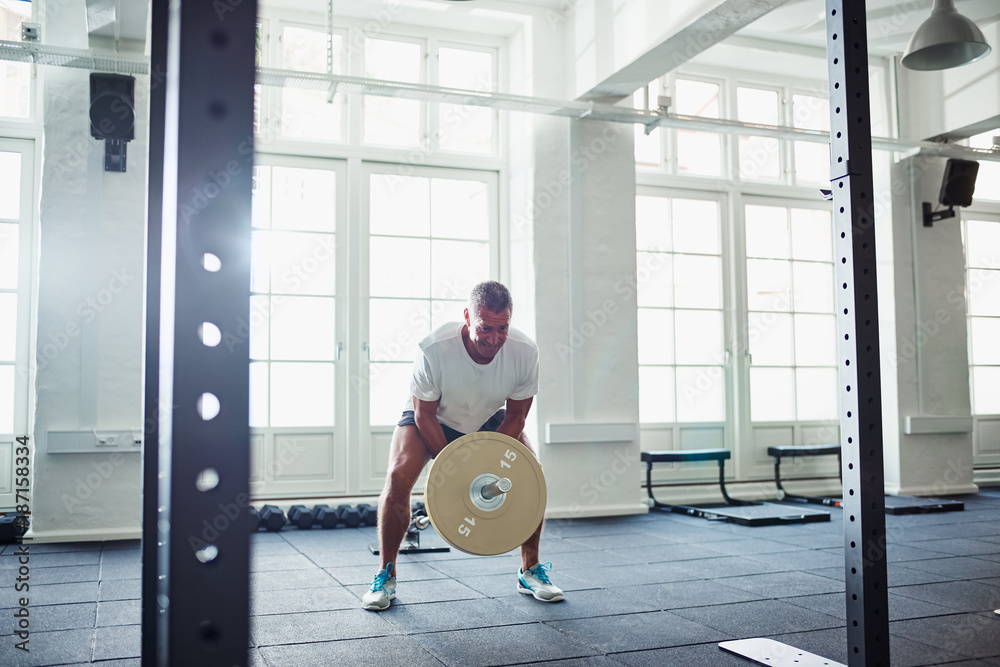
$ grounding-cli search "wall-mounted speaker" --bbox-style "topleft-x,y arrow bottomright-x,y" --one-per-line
923,158 -> 980,227
90,73 -> 136,172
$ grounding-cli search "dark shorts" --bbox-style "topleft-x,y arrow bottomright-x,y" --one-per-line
398,408 -> 506,445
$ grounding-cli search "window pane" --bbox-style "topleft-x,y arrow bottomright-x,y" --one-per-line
748,312 -> 794,366
0,151 -> 21,219
739,136 -> 781,181
250,231 -> 270,293
792,262 -> 834,313
249,296 -> 269,360
634,125 -> 662,168
674,255 -> 721,309
431,179 -> 489,240
673,199 -> 719,254
283,26 -> 339,73
970,317 -> 1000,365
439,47 -> 492,89
750,367 -> 795,421
794,141 -> 830,186
249,362 -> 268,427
967,133 -> 1000,201
370,237 -> 430,298
271,167 -> 336,232
973,367 -> 1000,414
966,220 -> 1000,268
270,362 -> 334,426
738,87 -> 779,124
0,3 -> 31,118
745,205 -> 789,259
794,314 -> 837,366
270,296 -> 336,360
796,368 -> 838,420
637,309 -> 673,365
676,80 -> 719,117
369,298 -> 431,366
430,240 -> 490,301
370,174 -> 430,237
639,366 -> 675,422
792,94 -> 829,131
0,293 -> 15,361
431,300 -> 465,331
438,47 -> 494,154
281,89 -> 342,142
0,366 -> 13,433
676,366 -> 725,422
636,252 -> 672,307
252,166 -> 271,229
0,223 -> 18,288
968,269 -> 1000,316
676,131 -> 722,177
674,310 -> 723,364
366,38 -> 420,82
746,259 -> 791,311
365,39 -> 421,147
636,196 -> 670,252
268,231 -> 336,296
791,208 -> 832,261
370,362 -> 412,425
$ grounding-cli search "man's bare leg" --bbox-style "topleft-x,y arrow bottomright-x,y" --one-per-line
516,430 -> 545,571
377,425 -> 429,576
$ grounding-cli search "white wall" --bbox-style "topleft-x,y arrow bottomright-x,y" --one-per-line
29,1 -> 146,541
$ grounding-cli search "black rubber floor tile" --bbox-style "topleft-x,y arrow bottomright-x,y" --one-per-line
381,597 -> 531,633
249,539 -> 300,557
0,550 -> 101,570
415,622 -> 598,666
96,599 -> 140,626
885,543 -> 956,562
611,642 -> 756,667
703,537 -> 810,556
459,570 -> 594,598
93,624 -> 140,661
785,591 -> 955,622
526,656 -> 628,667
346,576 -> 484,606
280,528 -> 377,554
251,608 -> 399,646
771,626 -> 977,667
250,552 -> 318,572
251,584 -> 361,615
890,580 -> 1000,613
251,567 -> 337,592
563,560 -> 699,588
719,570 -> 844,597
612,579 -> 764,610
99,561 -> 141,580
885,563 -> 955,586
0,602 -> 95,635
607,541 -> 727,564
548,610 -> 730,652
0,627 -> 94,666
554,548 -> 647,568
768,532 -> 845,549
258,635 -> 445,667
1,542 -> 100,555
905,538 -> 1000,557
564,532 -> 672,550
426,554 -> 521,578
675,555 -> 790,580
745,548 -> 846,571
0,581 -> 100,608
31,564 -> 100,585
673,599 -> 841,637
898,556 -> 1000,580
495,587 -> 657,621
891,613 -> 1000,659
537,537 -> 598,554
327,562 -> 449,586
98,578 -> 140,601
976,553 -> 1000,564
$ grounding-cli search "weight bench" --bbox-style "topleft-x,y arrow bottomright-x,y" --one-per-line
642,449 -> 829,527
767,444 -> 964,514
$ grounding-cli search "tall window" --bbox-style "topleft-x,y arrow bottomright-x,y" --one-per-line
964,217 -> 1000,415
249,162 -> 341,429
366,167 -> 496,425
436,46 -> 495,154
745,203 -> 838,422
675,78 -> 723,177
0,1 -> 32,119
635,194 -> 726,423
792,93 -> 831,186
279,24 -> 344,141
364,37 -> 423,147
737,86 -> 781,182
967,132 -> 1000,202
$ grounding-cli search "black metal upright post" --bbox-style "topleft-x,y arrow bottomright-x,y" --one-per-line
150,0 -> 257,664
141,0 -> 168,662
825,1 -> 890,664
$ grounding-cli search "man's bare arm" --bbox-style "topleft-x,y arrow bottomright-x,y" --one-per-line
497,397 -> 533,440
413,397 -> 450,457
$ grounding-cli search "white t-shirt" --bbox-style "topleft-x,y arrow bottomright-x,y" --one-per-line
403,322 -> 539,434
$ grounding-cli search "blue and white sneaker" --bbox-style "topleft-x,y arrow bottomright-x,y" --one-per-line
362,563 -> 396,611
518,562 -> 564,602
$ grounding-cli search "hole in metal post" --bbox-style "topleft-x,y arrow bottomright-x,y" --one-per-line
199,322 -> 222,347
199,620 -> 221,643
203,253 -> 222,272
196,468 -> 219,492
195,544 -> 218,563
198,393 -> 221,420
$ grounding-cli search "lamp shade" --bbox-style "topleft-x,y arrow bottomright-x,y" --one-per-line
901,0 -> 991,70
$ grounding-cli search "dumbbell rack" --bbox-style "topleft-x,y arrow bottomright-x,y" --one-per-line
368,505 -> 450,555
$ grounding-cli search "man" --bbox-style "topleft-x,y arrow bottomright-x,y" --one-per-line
362,280 -> 563,611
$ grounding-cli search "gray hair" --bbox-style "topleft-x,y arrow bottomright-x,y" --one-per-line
468,280 -> 513,316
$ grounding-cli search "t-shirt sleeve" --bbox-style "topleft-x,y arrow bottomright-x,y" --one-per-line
410,348 -> 441,402
508,343 -> 539,400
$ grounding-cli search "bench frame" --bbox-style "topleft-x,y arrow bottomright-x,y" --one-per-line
769,445 -> 843,507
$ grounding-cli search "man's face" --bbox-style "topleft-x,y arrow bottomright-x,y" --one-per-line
465,306 -> 511,360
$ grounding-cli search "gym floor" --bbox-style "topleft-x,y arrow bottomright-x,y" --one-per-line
2,489 -> 999,667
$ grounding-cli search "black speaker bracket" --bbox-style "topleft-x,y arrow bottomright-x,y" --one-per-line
922,202 -> 956,227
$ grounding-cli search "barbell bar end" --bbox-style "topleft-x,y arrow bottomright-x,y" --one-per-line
481,477 -> 512,500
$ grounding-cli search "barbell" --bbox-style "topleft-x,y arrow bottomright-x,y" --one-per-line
424,431 -> 547,556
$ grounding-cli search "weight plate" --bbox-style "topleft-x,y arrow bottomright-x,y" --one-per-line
425,432 -> 546,556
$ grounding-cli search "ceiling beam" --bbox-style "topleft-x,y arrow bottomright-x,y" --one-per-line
578,0 -> 792,103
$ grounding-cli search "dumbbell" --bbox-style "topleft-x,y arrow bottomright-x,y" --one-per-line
337,504 -> 361,528
258,505 -> 287,532
411,501 -> 425,514
313,504 -> 340,529
287,505 -> 316,530
249,506 -> 261,532
358,503 -> 377,527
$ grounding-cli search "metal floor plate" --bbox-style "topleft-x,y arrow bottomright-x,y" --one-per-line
655,502 -> 830,526
720,638 -> 846,666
